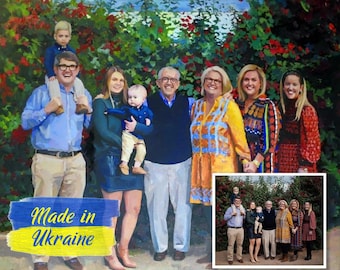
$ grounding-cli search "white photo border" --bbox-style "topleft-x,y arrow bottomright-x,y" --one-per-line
211,172 -> 327,269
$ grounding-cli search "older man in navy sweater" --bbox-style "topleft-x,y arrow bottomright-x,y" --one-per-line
144,66 -> 193,262
262,200 -> 277,260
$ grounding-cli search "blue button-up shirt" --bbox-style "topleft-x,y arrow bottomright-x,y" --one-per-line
224,206 -> 245,227
21,83 -> 92,152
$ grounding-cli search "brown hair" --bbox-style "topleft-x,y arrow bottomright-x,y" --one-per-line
279,70 -> 313,120
102,66 -> 128,103
53,51 -> 79,66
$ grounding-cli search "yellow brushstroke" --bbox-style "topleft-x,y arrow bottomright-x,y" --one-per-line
7,226 -> 114,256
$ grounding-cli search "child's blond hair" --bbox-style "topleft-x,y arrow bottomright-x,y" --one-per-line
54,21 -> 72,35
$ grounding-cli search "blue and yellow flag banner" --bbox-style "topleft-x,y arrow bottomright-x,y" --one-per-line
7,197 -> 119,256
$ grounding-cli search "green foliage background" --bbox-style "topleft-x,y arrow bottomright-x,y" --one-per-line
0,0 -> 339,235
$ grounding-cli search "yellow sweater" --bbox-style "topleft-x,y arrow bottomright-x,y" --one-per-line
190,96 -> 250,205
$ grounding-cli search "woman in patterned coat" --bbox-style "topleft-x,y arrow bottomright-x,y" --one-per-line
278,70 -> 321,172
302,202 -> 317,260
235,64 -> 281,173
190,66 -> 251,206
275,199 -> 294,262
190,66 -> 251,268
289,199 -> 304,261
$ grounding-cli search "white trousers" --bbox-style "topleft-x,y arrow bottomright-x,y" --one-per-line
144,158 -> 192,253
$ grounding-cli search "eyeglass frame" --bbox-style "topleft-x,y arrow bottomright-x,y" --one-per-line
158,77 -> 179,84
57,64 -> 78,71
204,77 -> 222,85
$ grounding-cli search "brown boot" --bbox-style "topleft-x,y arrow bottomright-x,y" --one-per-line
281,254 -> 288,262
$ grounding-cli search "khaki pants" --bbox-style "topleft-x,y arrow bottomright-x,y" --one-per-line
31,152 -> 86,263
227,228 -> 244,261
262,229 -> 276,258
121,131 -> 146,163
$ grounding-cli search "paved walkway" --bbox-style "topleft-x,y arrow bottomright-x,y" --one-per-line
0,233 -> 210,270
2,228 -> 340,270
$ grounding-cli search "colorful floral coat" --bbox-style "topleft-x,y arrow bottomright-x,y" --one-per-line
237,95 -> 281,172
190,96 -> 251,206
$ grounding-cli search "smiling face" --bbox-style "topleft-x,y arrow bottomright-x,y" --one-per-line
283,74 -> 303,100
53,58 -> 79,90
156,68 -> 180,101
203,71 -> 223,98
279,201 -> 286,210
108,71 -> 125,94
54,29 -> 71,47
249,201 -> 256,210
265,201 -> 272,210
241,70 -> 261,99
290,200 -> 298,210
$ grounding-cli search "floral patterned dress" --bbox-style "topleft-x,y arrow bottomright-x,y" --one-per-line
290,209 -> 304,250
278,99 -> 321,172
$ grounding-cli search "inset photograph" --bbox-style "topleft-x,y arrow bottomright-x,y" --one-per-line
212,173 -> 326,269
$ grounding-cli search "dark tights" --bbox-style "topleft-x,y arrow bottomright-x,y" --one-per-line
279,243 -> 290,255
305,241 -> 313,258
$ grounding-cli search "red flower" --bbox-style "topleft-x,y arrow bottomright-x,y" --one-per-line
182,55 -> 189,63
287,42 -> 295,52
252,35 -> 257,40
158,27 -> 163,33
70,2 -> 88,18
13,65 -> 20,74
205,60 -> 213,67
223,42 -> 230,49
187,23 -> 195,32
19,56 -> 30,66
242,11 -> 251,20
11,125 -> 31,144
259,51 -> 265,59
18,83 -> 25,90
0,37 -> 6,47
268,39 -> 285,54
329,23 -> 336,33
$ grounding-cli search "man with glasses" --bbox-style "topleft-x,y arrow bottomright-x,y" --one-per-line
143,66 -> 193,262
21,51 -> 92,270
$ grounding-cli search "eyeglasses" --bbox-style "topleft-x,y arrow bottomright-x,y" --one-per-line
57,64 -> 78,71
159,77 -> 179,83
205,77 -> 222,84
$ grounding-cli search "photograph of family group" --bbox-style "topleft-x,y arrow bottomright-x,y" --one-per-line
212,174 -> 326,269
